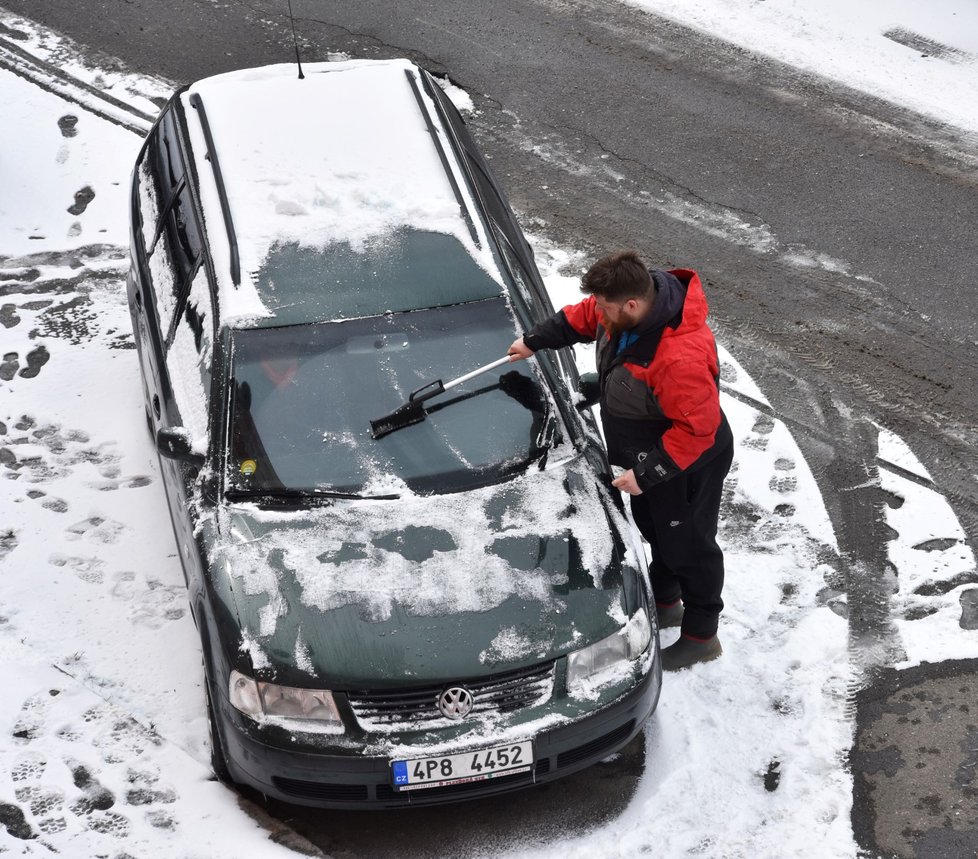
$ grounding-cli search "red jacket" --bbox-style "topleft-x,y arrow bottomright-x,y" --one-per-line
524,268 -> 730,490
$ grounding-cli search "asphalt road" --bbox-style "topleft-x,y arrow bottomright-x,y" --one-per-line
3,0 -> 977,855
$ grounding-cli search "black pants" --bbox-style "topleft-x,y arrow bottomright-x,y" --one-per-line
629,439 -> 733,639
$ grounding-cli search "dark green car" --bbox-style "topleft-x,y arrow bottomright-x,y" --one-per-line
127,58 -> 660,808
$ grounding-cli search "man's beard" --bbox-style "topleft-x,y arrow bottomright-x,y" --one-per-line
602,318 -> 627,342
602,310 -> 640,343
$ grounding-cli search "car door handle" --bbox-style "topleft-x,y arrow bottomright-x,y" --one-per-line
153,394 -> 161,418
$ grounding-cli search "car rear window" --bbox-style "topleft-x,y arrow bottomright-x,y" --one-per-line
227,297 -> 554,495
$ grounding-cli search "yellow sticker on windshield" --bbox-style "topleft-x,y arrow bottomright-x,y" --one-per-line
240,459 -> 257,476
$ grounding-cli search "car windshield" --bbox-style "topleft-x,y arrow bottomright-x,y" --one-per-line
227,297 -> 556,496
251,229 -> 504,326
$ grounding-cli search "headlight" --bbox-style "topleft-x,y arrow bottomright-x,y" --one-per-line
566,608 -> 652,693
228,670 -> 342,726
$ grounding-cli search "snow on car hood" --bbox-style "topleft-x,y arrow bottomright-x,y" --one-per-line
214,462 -> 637,687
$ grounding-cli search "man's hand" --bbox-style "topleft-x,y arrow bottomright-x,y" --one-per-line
507,338 -> 534,361
612,469 -> 643,496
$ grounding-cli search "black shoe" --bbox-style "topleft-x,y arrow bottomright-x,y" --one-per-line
661,634 -> 722,671
655,601 -> 683,629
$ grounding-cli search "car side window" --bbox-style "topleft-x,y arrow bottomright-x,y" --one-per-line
146,110 -> 185,215
163,186 -> 204,293
166,267 -> 214,447
138,108 -> 203,342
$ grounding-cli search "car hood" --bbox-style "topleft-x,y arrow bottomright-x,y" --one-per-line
211,461 -> 644,688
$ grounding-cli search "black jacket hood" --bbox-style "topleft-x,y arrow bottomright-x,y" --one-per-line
630,269 -> 687,341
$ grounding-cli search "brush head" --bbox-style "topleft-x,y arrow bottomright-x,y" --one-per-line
369,399 -> 427,439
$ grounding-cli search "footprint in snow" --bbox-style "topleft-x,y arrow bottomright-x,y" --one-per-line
0,801 -> 36,840
5,689 -> 181,845
11,752 -> 66,835
769,457 -> 798,494
10,751 -> 47,783
68,761 -> 117,815
27,490 -> 69,513
110,571 -> 187,629
125,763 -> 177,830
57,114 -> 78,138
90,473 -> 155,492
11,691 -> 56,742
0,529 -> 18,560
67,186 -> 95,216
66,515 -> 126,545
0,303 -> 20,329
1,352 -> 19,381
49,553 -> 105,584
0,419 -> 143,493
741,413 -> 775,451
18,345 -> 50,379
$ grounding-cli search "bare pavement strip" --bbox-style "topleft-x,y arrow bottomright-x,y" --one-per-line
2,5 -> 978,857
852,660 -> 978,858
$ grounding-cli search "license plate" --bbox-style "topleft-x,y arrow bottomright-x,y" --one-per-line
391,740 -> 533,791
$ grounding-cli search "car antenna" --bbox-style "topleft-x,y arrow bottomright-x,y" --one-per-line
287,0 -> 305,79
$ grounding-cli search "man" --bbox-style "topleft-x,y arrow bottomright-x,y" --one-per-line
507,250 -> 733,671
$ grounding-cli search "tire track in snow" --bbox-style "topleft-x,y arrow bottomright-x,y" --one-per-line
0,35 -> 154,135
511,124 -> 879,285
877,428 -> 978,667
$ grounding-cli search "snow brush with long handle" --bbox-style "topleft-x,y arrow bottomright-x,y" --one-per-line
370,355 -> 513,439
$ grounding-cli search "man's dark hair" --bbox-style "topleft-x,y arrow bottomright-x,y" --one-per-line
580,250 -> 654,303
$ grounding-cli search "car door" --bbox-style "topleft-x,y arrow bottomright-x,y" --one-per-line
130,105 -> 192,431
130,103 -> 213,591
161,264 -> 215,595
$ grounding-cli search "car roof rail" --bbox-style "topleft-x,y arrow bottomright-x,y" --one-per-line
188,92 -> 241,287
415,69 -> 507,254
404,69 -> 480,249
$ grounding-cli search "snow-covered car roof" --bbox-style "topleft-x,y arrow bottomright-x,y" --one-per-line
180,59 -> 503,327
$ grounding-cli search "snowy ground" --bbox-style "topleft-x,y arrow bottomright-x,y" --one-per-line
628,0 -> 978,137
1,4 -> 976,857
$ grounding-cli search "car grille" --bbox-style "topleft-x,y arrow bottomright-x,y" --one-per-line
271,777 -> 368,802
347,661 -> 555,730
557,720 -> 633,768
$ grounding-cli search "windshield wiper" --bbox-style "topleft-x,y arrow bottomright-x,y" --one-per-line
225,487 -> 400,502
529,410 -> 561,470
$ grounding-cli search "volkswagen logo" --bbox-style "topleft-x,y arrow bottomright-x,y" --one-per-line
437,686 -> 474,720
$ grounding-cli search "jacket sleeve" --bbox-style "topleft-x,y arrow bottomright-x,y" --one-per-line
523,296 -> 602,352
631,358 -> 722,492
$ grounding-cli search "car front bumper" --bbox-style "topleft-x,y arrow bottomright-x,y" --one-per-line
217,657 -> 662,809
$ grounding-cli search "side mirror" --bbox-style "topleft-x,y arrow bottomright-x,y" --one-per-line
576,372 -> 600,410
157,427 -> 205,465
